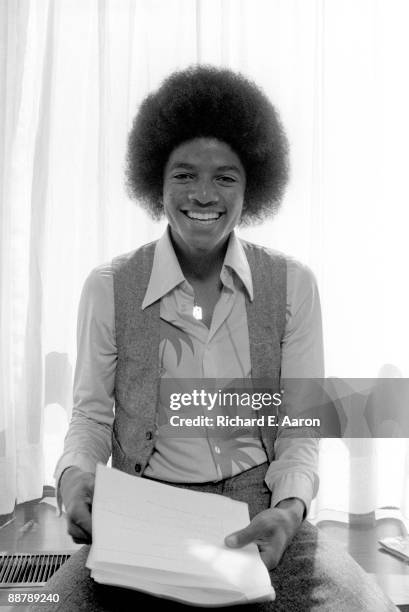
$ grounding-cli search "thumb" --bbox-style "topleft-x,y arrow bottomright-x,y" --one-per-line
224,524 -> 257,548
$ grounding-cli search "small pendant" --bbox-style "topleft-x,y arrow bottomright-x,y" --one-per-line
192,305 -> 203,320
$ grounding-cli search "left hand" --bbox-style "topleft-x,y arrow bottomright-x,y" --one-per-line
224,498 -> 304,570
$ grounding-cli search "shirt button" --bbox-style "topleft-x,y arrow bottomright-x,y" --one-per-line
145,431 -> 153,440
214,446 -> 221,454
134,463 -> 142,473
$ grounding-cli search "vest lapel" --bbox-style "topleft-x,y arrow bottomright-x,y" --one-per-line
243,242 -> 287,459
112,242 -> 160,474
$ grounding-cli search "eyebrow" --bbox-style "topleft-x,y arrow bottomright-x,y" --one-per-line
168,162 -> 243,175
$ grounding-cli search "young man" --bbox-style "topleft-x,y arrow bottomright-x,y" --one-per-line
34,67 -> 397,611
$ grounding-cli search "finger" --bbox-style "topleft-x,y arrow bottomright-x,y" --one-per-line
68,505 -> 92,538
225,511 -> 280,548
67,521 -> 91,544
260,548 -> 280,571
71,531 -> 91,545
73,513 -> 92,538
83,474 -> 95,495
225,524 -> 262,548
224,530 -> 242,547
72,533 -> 91,545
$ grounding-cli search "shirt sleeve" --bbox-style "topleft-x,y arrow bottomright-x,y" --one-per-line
264,259 -> 323,516
54,264 -> 117,498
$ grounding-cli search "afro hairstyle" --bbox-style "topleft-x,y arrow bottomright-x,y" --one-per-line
125,65 -> 289,224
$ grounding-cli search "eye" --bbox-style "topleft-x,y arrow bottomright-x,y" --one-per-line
216,175 -> 237,184
173,173 -> 194,181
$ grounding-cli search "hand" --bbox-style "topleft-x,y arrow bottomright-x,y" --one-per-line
224,498 -> 304,570
60,466 -> 95,544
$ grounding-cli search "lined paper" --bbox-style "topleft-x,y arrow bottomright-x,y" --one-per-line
87,464 -> 275,606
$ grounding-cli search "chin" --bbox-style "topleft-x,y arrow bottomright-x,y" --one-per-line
187,239 -> 220,254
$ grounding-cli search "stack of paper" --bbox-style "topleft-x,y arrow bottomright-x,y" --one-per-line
87,465 -> 275,606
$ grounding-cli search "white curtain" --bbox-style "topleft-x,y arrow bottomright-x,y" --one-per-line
1,0 -> 409,518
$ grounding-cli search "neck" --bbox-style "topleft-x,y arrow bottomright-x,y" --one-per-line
170,233 -> 230,281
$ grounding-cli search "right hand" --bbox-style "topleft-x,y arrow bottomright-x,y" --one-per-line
60,466 -> 95,544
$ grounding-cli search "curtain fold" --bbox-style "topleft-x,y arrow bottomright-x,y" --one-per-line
1,0 -> 49,513
1,0 -> 408,517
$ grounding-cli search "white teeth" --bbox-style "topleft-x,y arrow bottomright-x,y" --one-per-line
185,211 -> 221,221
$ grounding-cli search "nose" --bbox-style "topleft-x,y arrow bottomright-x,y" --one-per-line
188,179 -> 219,205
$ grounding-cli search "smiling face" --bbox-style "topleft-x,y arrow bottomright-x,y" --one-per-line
163,138 -> 246,258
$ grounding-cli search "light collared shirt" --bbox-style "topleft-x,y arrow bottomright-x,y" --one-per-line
55,229 -> 324,512
143,229 -> 267,482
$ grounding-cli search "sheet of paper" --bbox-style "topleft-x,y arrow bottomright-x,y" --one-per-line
87,464 -> 274,604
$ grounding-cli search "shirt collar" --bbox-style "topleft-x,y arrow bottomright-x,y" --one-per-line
142,227 -> 185,309
223,231 -> 254,301
142,226 -> 253,309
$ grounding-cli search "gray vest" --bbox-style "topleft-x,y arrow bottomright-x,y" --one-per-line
111,239 -> 286,477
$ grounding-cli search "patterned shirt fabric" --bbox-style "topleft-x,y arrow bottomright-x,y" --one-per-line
55,228 -> 324,512
143,229 -> 267,482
